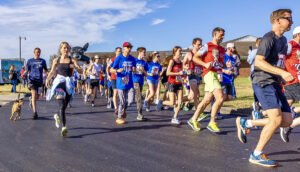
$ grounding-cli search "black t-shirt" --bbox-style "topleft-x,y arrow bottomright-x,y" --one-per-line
252,31 -> 287,85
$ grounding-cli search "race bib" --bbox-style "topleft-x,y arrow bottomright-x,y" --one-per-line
217,70 -> 223,82
152,67 -> 159,75
122,76 -> 129,85
194,67 -> 202,75
176,76 -> 182,82
277,54 -> 286,69
136,64 -> 144,75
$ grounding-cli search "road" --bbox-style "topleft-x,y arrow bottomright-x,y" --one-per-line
0,94 -> 299,172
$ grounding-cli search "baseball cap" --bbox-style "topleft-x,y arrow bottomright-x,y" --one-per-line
94,55 -> 100,59
123,42 -> 133,47
293,26 -> 300,35
152,51 -> 159,55
226,43 -> 235,49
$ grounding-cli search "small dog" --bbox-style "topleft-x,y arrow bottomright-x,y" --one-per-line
10,98 -> 24,121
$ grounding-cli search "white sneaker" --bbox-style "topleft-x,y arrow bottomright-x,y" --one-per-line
146,107 -> 151,112
171,118 -> 182,124
84,94 -> 87,102
54,114 -> 61,128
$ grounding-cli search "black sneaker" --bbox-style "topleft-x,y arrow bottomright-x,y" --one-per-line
33,112 -> 38,120
91,101 -> 95,107
280,127 -> 292,143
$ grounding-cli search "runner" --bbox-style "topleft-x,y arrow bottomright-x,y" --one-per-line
132,47 -> 148,120
182,38 -> 203,111
108,47 -> 122,114
111,42 -> 136,125
144,51 -> 162,112
156,46 -> 184,124
46,42 -> 83,137
99,59 -> 106,97
21,48 -> 48,119
84,57 -> 94,102
280,26 -> 300,143
236,9 -> 294,167
87,55 -> 102,107
187,27 -> 231,132
221,43 -> 235,101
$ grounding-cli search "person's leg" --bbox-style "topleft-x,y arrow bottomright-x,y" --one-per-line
173,89 -> 183,119
189,80 -> 199,108
191,92 -> 214,121
117,89 -> 128,119
210,89 -> 224,124
162,92 -> 175,106
127,87 -> 135,106
113,89 -> 118,111
134,83 -> 142,115
31,89 -> 38,113
146,83 -> 157,107
155,81 -> 161,103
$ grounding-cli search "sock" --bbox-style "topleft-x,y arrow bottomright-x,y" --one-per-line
253,150 -> 262,156
245,120 -> 253,128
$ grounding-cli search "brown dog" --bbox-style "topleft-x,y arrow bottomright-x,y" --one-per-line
10,98 -> 24,121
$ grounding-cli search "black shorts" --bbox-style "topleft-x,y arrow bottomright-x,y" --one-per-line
221,83 -> 234,96
90,79 -> 99,89
28,79 -> 43,92
284,83 -> 300,102
188,74 -> 198,81
111,80 -> 117,89
168,83 -> 183,93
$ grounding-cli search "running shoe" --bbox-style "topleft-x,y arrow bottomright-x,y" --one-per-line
249,152 -> 278,167
91,101 -> 95,107
122,111 -> 127,119
187,118 -> 201,131
107,100 -> 111,109
171,118 -> 182,124
236,117 -> 250,143
197,113 -> 209,122
252,110 -> 261,129
280,127 -> 293,143
216,113 -> 223,120
116,118 -> 125,125
156,100 -> 163,111
146,107 -> 150,112
33,112 -> 38,120
207,122 -> 220,133
54,114 -> 61,128
183,106 -> 189,111
61,126 -> 68,137
137,114 -> 147,121
291,107 -> 298,119
29,96 -> 33,110
84,94 -> 88,102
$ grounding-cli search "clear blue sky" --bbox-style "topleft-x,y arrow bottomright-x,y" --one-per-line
0,0 -> 299,61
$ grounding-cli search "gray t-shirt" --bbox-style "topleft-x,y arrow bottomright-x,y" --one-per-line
252,31 -> 287,85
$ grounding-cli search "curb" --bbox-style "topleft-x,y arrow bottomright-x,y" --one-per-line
0,93 -> 31,107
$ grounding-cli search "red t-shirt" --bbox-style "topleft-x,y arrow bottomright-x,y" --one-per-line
168,59 -> 183,85
186,51 -> 203,75
198,42 -> 225,77
285,40 -> 300,86
108,56 -> 117,80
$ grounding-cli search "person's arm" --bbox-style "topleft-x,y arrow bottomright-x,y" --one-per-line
255,55 -> 294,82
182,53 -> 190,70
110,57 -> 123,73
193,45 -> 212,69
72,59 -> 83,74
166,60 -> 183,76
88,64 -> 94,75
46,58 -> 58,87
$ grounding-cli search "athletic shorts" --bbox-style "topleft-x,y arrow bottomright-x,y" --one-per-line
90,79 -> 99,89
99,80 -> 105,86
196,75 -> 202,85
168,83 -> 183,93
28,79 -> 43,92
203,71 -> 221,93
111,80 -> 117,89
253,83 -> 290,112
284,83 -> 300,102
221,83 -> 234,96
188,74 -> 198,81
147,79 -> 159,85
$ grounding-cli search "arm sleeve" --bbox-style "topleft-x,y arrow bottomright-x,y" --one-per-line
256,36 -> 274,58
197,44 -> 208,56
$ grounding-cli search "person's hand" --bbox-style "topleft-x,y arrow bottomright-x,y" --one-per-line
107,76 -> 111,81
117,68 -> 124,73
46,79 -> 51,88
69,64 -> 75,69
178,71 -> 184,76
204,62 -> 212,69
281,71 -> 294,82
187,69 -> 192,75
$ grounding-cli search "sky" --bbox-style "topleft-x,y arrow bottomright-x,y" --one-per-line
0,0 -> 299,63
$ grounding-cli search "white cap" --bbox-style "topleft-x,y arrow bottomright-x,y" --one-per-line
226,43 -> 235,49
293,26 -> 300,35
94,55 -> 100,59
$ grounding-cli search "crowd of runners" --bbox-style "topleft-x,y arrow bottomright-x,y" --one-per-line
18,9 -> 300,168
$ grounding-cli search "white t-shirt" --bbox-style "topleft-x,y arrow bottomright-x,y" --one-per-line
90,63 -> 102,79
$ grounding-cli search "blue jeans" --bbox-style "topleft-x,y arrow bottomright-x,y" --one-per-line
11,80 -> 17,92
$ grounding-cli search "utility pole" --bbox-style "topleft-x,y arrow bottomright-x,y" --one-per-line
19,36 -> 26,62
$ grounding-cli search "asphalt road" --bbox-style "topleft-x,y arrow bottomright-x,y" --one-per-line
0,94 -> 299,172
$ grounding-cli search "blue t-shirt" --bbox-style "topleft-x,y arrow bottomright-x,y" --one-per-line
111,54 -> 136,90
133,58 -> 148,86
26,58 -> 47,82
222,54 -> 235,84
147,61 -> 162,81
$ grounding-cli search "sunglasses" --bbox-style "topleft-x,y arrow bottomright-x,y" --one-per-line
280,17 -> 293,22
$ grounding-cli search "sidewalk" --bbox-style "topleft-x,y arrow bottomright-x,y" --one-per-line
0,94 -> 28,107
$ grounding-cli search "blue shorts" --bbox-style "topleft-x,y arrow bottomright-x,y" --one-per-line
252,83 -> 290,112
99,80 -> 105,86
147,79 -> 159,85
111,80 -> 117,89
